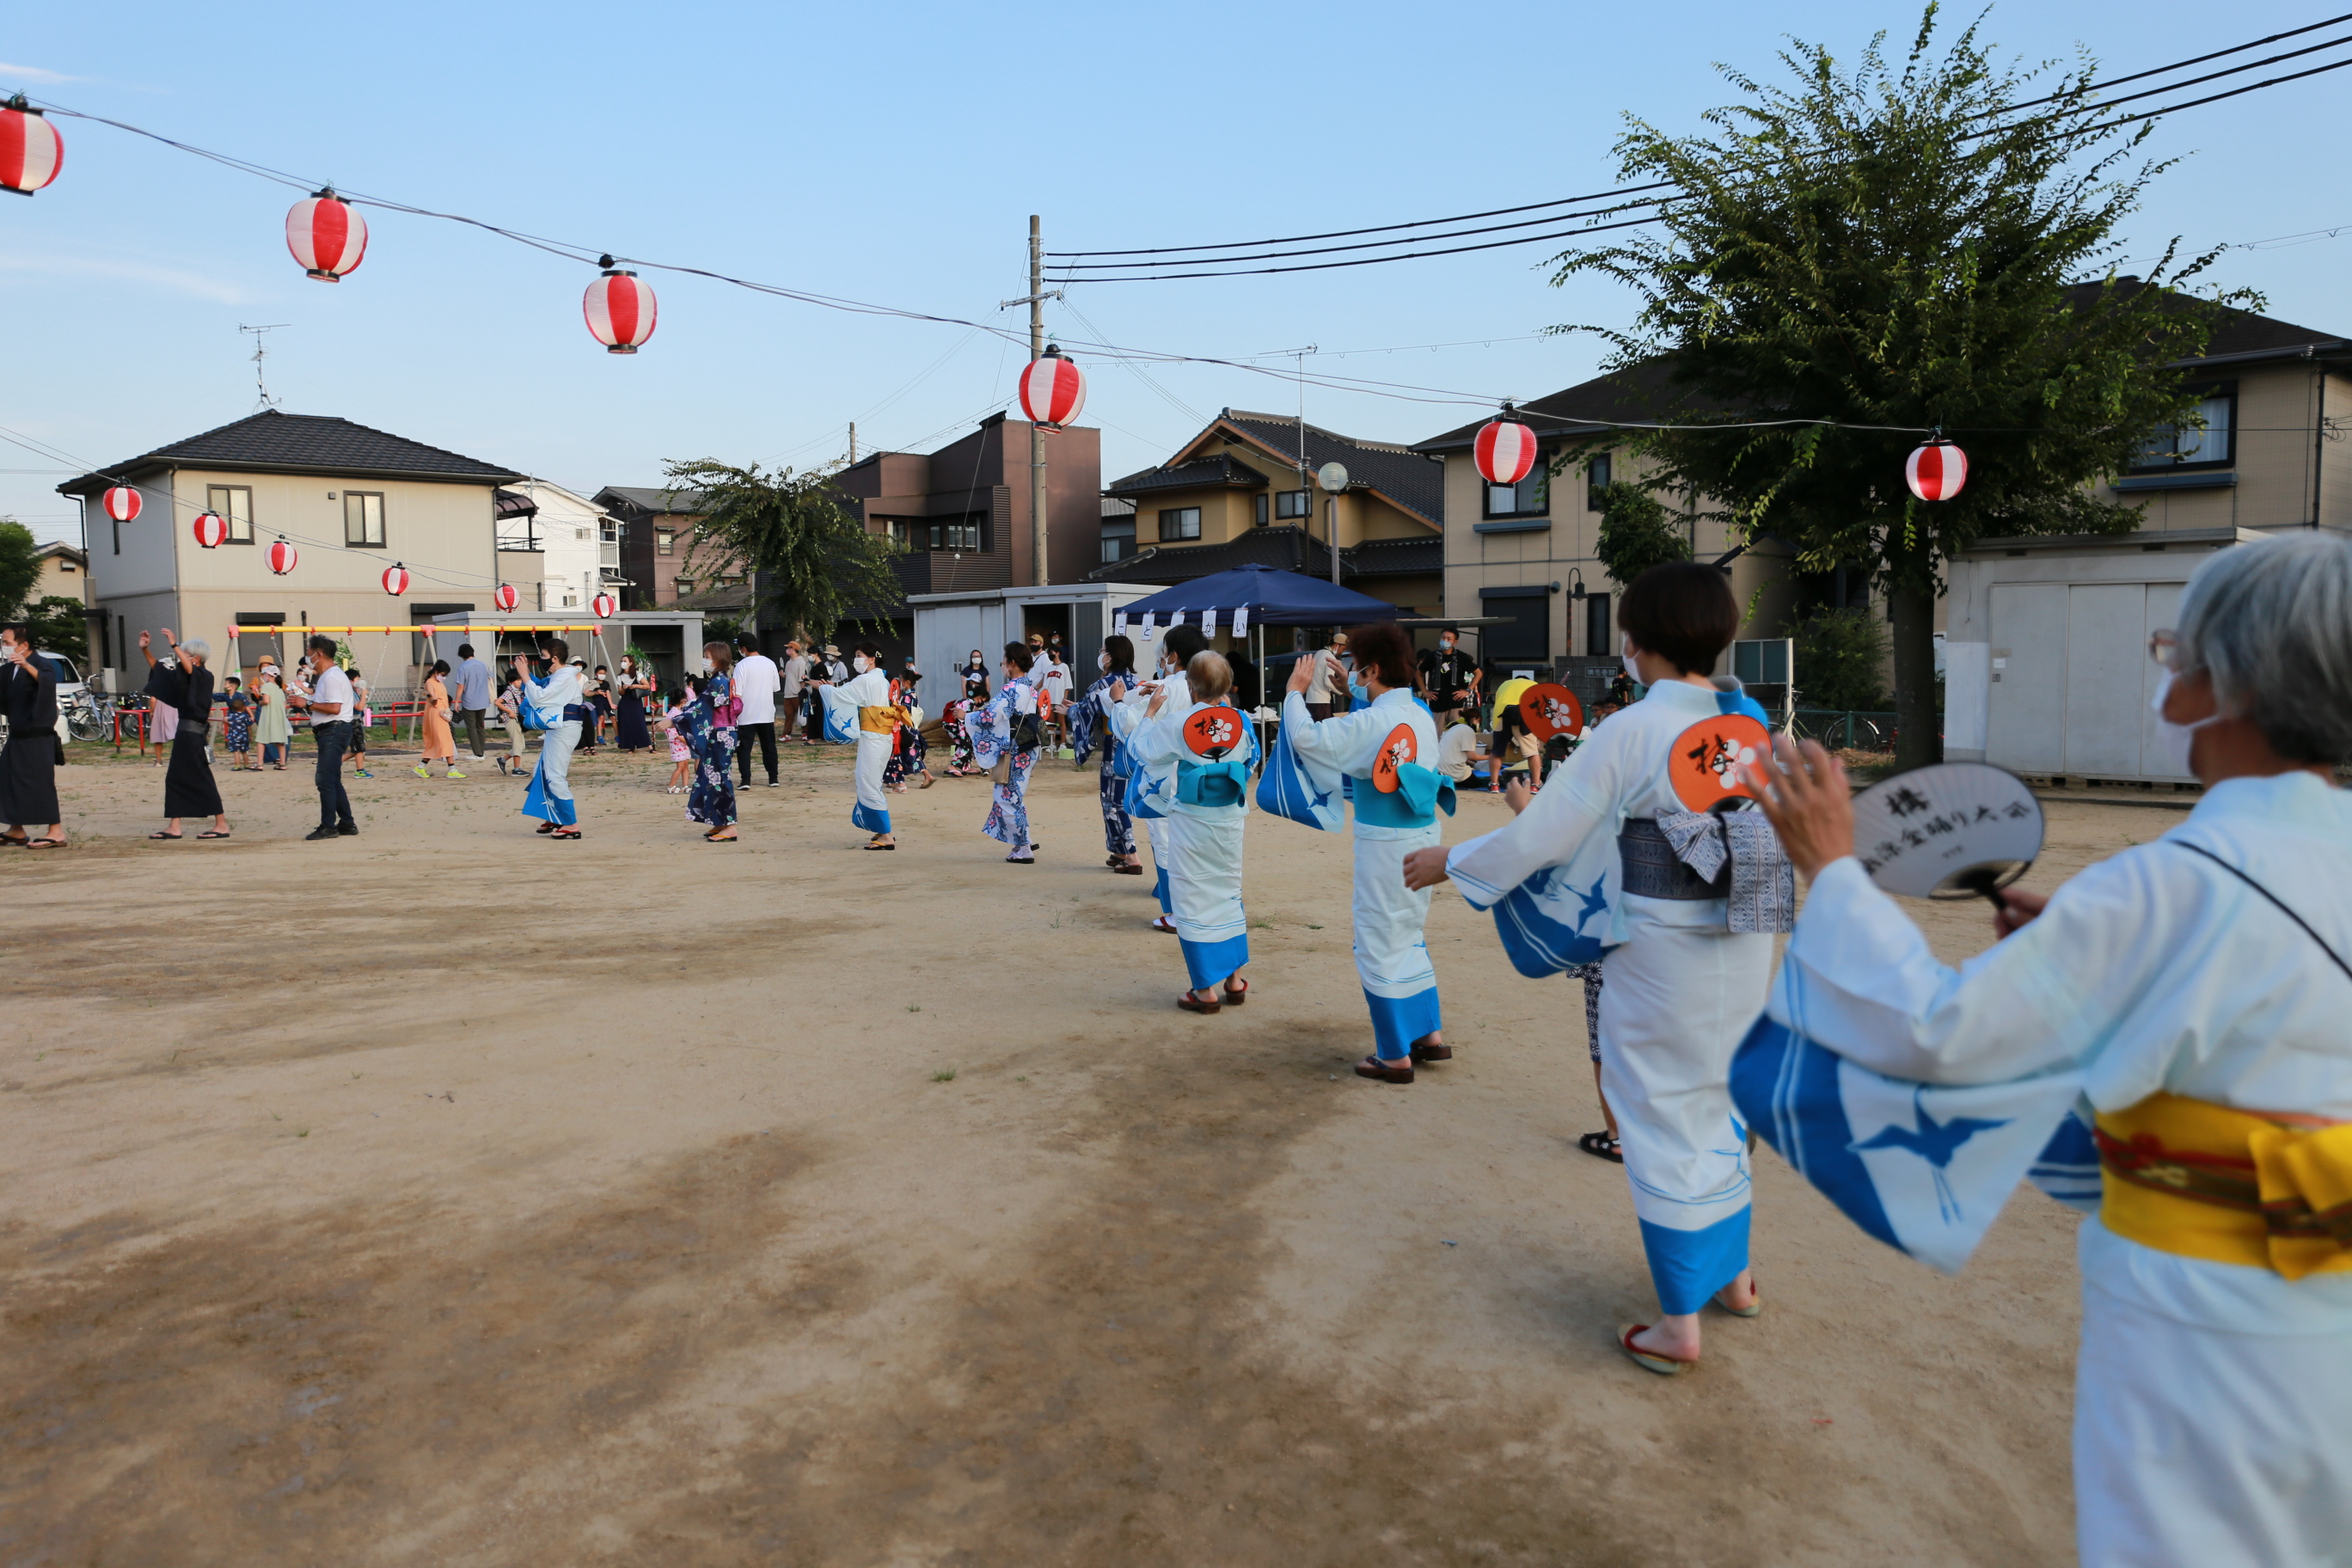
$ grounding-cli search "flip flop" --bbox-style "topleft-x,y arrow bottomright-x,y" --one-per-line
1177,991 -> 1222,1014
1714,1278 -> 1761,1319
1221,977 -> 1249,1005
24,837 -> 64,848
1578,1130 -> 1625,1164
197,830 -> 232,840
1150,916 -> 1178,934
1620,1324 -> 1697,1375
864,842 -> 896,850
148,831 -> 181,841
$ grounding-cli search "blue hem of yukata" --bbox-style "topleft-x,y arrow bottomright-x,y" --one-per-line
522,768 -> 577,826
1153,864 -> 1172,914
1363,986 -> 1441,1061
1637,1208 -> 1750,1316
852,801 -> 891,834
1180,932 -> 1249,990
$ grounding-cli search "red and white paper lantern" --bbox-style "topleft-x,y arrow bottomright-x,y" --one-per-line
591,591 -> 617,619
191,511 -> 228,549
101,486 -> 142,524
493,583 -> 520,612
1018,346 -> 1087,429
381,561 -> 410,597
0,98 -> 63,196
285,188 -> 367,281
1473,414 -> 1539,486
1905,440 -> 1968,503
266,539 -> 299,575
584,267 -> 657,354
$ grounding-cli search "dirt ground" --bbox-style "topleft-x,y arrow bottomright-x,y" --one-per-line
0,735 -> 2182,1566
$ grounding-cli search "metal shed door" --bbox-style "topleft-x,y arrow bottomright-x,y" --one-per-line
1987,584 -> 2065,773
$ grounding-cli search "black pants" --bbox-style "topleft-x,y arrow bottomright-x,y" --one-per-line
737,721 -> 777,783
312,722 -> 355,830
461,707 -> 487,756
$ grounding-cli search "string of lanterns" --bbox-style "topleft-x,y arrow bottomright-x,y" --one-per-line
1473,406 -> 1970,505
286,188 -> 367,282
493,583 -> 520,612
381,562 -> 411,597
1018,345 -> 1087,428
0,97 -> 62,195
267,539 -> 300,575
101,485 -> 141,524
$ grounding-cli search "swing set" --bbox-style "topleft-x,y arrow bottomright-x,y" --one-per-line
226,623 -> 628,747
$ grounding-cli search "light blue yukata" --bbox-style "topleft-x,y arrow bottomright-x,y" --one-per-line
820,665 -> 897,835
965,672 -> 1041,853
1111,677 -> 1178,914
1446,677 -> 1774,1318
518,663 -> 585,829
1278,683 -> 1452,1061
1135,694 -> 1259,992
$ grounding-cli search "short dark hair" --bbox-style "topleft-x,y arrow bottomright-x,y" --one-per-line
457,642 -> 474,658
306,634 -> 337,658
1163,625 -> 1209,665
1345,622 -> 1415,689
1102,634 -> 1135,673
1620,561 -> 1740,676
432,658 -> 451,675
0,621 -> 28,646
545,637 -> 570,663
1001,640 -> 1034,672
735,632 -> 759,653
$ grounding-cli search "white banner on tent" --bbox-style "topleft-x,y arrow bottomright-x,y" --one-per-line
1202,609 -> 1219,637
1230,607 -> 1249,639
1113,612 -> 1128,634
1141,611 -> 1159,630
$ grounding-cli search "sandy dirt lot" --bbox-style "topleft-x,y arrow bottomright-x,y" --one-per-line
0,735 -> 2182,1565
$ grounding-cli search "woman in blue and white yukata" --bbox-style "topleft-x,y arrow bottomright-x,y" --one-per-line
1135,649 -> 1258,1013
1279,620 -> 1451,1083
1111,626 -> 1210,933
1067,634 -> 1145,877
518,637 -> 587,841
965,640 -> 1043,863
819,640 -> 902,850
1404,562 -> 1777,1372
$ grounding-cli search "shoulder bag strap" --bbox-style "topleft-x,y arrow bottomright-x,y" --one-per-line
2171,839 -> 2352,985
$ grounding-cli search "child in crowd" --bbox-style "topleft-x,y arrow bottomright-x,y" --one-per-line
661,687 -> 695,793
344,670 -> 373,778
940,698 -> 978,777
222,676 -> 256,771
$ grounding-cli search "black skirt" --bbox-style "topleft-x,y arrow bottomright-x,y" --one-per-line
0,731 -> 59,826
616,689 -> 652,750
163,723 -> 224,818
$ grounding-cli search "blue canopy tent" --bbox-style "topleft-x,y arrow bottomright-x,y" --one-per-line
1111,565 -> 1403,765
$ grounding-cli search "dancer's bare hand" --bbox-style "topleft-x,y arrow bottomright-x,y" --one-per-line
1401,845 -> 1450,891
1994,886 -> 2049,939
1286,656 -> 1314,695
1502,777 -> 1533,815
1109,679 -> 1126,703
1737,736 -> 1852,879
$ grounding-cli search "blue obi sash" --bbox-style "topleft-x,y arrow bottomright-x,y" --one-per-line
1348,763 -> 1456,830
1175,757 -> 1250,808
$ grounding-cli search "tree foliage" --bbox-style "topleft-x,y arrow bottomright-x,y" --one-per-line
1592,479 -> 1691,588
21,597 -> 89,665
0,519 -> 40,622
1548,6 -> 2251,765
1792,606 -> 1891,711
664,460 -> 904,646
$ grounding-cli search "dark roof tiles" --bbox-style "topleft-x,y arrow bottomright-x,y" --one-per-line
60,411 -> 519,493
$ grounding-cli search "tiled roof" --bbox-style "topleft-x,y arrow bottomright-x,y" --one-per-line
1221,410 -> 1445,525
1343,536 -> 1442,577
595,485 -> 710,517
1415,286 -> 2350,453
1106,454 -> 1268,497
1101,496 -> 1136,518
1088,525 -> 1332,585
58,411 -> 520,494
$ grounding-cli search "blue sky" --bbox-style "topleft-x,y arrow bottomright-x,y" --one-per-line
5,1 -> 2347,548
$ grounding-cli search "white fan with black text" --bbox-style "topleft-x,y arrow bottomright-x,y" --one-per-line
1850,763 -> 2044,900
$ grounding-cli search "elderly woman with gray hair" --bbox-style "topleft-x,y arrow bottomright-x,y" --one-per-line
1745,532 -> 2352,1568
138,628 -> 231,841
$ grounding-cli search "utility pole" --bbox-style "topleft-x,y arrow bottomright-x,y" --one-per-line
848,422 -> 857,464
1001,217 -> 1064,587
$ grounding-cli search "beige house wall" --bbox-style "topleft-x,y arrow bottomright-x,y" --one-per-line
1133,442 -> 1438,551
34,550 -> 89,605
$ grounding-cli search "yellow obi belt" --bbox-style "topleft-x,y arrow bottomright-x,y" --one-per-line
2096,1092 -> 2352,1280
857,705 -> 905,734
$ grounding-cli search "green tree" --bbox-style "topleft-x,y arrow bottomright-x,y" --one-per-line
1590,477 -> 1692,590
1792,606 -> 1890,712
664,460 -> 903,646
21,596 -> 89,665
0,518 -> 40,621
1550,8 -> 2247,767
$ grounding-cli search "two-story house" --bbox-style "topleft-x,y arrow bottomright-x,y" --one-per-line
58,411 -> 521,684
598,487 -> 710,609
496,480 -> 624,613
1088,409 -> 1445,616
1414,365 -> 1792,688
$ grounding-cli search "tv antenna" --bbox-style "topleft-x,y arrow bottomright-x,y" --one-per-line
239,323 -> 290,412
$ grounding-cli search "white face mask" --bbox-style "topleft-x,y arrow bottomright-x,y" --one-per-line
700,657 -> 714,674
1620,634 -> 1643,687
2151,669 -> 2222,775
1098,652 -> 1111,672
853,655 -> 871,673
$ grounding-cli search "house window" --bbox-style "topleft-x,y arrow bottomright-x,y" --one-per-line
1159,507 -> 1202,542
657,528 -> 676,555
928,519 -> 980,551
207,485 -> 254,543
1253,493 -> 1269,527
1584,592 -> 1613,658
1274,489 -> 1310,520
1485,459 -> 1549,520
1102,515 -> 1137,562
57,559 -> 74,573
344,491 -> 385,547
673,578 -> 695,595
2132,386 -> 2236,469
599,520 -> 622,569
1587,452 -> 1612,511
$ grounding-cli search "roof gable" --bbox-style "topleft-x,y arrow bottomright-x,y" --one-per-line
58,411 -> 520,493
1135,410 -> 1443,528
